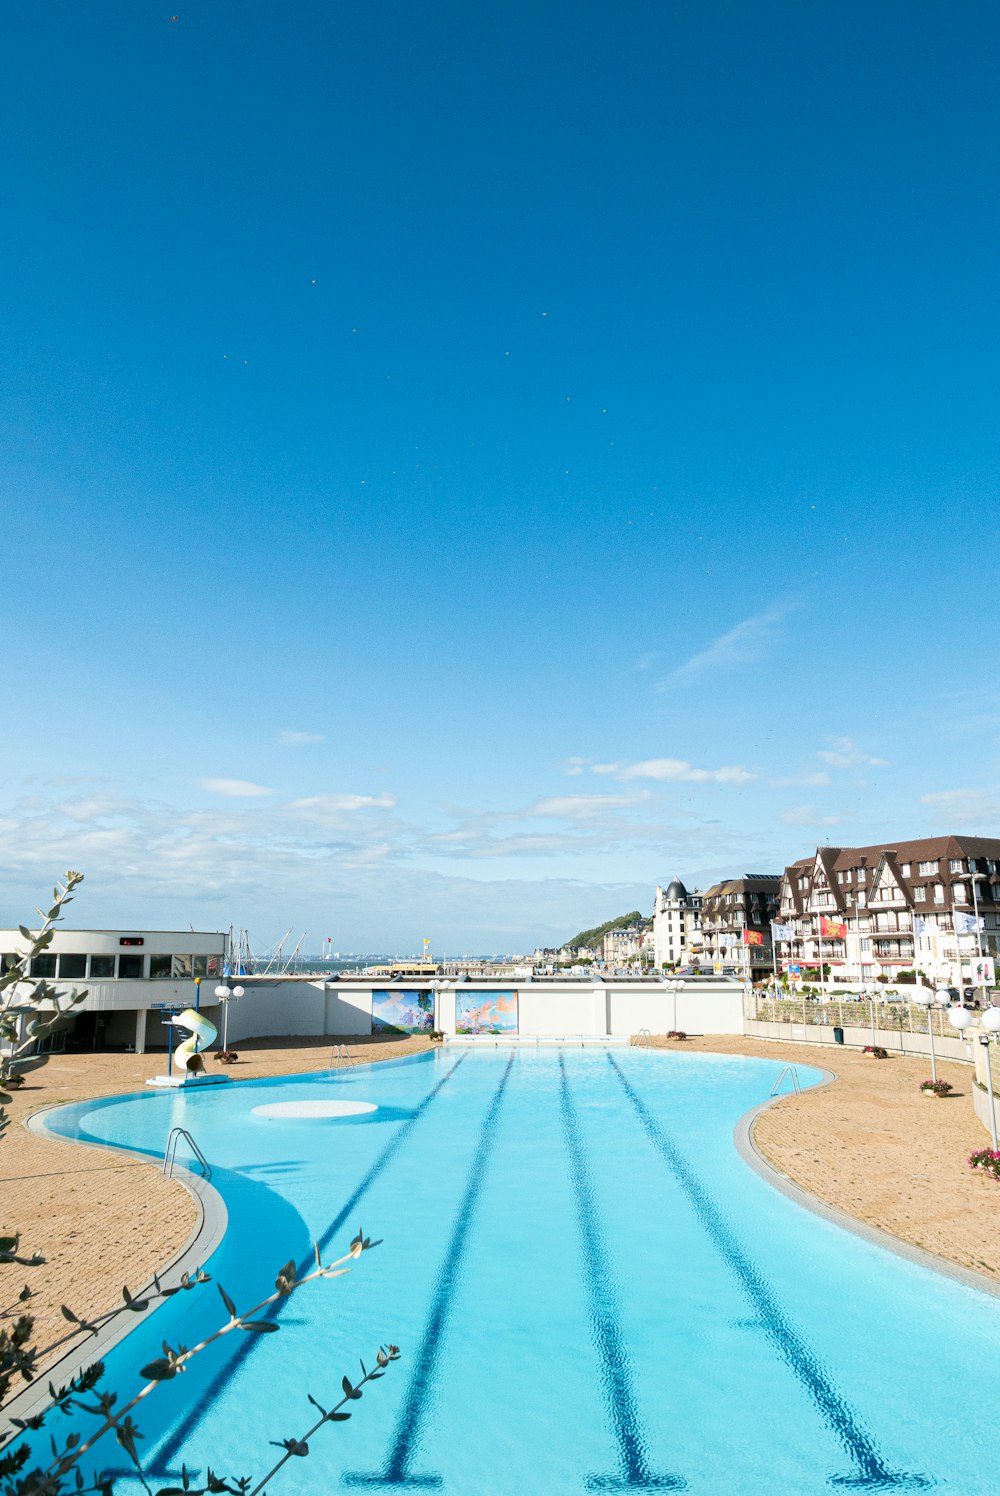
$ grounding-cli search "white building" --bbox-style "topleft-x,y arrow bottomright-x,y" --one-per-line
653,878 -> 703,967
1,927 -> 227,1055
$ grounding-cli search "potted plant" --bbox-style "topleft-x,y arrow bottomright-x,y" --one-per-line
918,1078 -> 952,1097
666,1029 -> 687,1041
968,1148 -> 1000,1179
863,1044 -> 889,1059
214,1048 -> 239,1064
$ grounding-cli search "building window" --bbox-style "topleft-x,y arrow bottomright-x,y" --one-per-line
57,954 -> 87,980
954,885 -> 968,903
861,938 -> 872,953
913,885 -> 926,901
89,954 -> 115,978
118,954 -> 144,979
950,859 -> 965,873
857,892 -> 866,907
30,954 -> 57,978
900,863 -> 911,877
150,954 -> 172,978
857,869 -> 866,884
934,884 -> 945,904
172,954 -> 193,979
919,860 -> 938,876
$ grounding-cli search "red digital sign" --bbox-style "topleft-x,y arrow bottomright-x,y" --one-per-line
119,937 -> 144,947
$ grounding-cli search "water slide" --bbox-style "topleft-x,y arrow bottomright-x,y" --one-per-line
174,1007 -> 217,1072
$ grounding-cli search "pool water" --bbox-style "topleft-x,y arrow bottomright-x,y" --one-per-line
27,1048 -> 1000,1493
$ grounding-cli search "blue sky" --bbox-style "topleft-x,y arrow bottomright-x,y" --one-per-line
1,1 -> 998,951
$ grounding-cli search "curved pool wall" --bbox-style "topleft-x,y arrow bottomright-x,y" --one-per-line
17,1048 -> 1000,1494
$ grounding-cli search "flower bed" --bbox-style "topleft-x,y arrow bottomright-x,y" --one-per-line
919,1079 -> 952,1096
968,1149 -> 1000,1179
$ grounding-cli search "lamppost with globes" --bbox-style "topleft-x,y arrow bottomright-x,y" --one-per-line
214,982 -> 245,1052
980,1004 -> 1000,1150
912,988 -> 951,1084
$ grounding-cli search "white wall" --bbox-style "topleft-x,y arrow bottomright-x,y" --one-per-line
225,981 -> 326,1040
98,975 -> 750,1044
325,987 -> 373,1036
517,987 -> 603,1035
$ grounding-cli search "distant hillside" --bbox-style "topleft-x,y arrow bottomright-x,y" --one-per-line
563,911 -> 649,949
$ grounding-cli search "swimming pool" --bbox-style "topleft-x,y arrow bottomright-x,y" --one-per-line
22,1048 -> 1000,1493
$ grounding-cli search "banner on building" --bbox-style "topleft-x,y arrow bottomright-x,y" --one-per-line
954,911 -> 985,935
819,915 -> 847,939
972,957 -> 996,987
743,929 -> 764,947
772,922 -> 795,941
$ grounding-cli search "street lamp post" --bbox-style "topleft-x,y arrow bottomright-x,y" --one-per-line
980,1005 -> 1000,1151
214,983 -> 245,1052
911,987 -> 952,1083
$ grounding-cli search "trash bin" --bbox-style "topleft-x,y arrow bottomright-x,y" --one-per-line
833,1026 -> 844,1045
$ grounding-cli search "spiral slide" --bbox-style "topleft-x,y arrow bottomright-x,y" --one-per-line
174,1007 -> 217,1072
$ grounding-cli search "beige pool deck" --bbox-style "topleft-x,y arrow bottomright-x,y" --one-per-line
2,1031 -> 999,1388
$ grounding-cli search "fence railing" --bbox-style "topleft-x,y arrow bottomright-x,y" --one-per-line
747,995 -> 957,1037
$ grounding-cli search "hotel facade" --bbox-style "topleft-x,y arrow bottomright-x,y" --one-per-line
775,835 -> 1000,987
698,875 -> 781,978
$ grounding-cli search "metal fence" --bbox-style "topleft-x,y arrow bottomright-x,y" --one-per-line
748,994 -> 955,1037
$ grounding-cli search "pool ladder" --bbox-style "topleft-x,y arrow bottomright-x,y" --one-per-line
631,1029 -> 653,1049
770,1065 -> 802,1097
330,1043 -> 357,1070
163,1127 -> 212,1182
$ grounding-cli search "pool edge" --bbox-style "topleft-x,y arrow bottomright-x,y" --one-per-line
734,1076 -> 1000,1301
1,1108 -> 230,1433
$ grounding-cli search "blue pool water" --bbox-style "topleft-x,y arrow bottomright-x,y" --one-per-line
27,1048 -> 1000,1494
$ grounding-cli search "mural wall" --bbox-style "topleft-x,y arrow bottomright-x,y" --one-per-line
455,990 -> 518,1035
372,989 -> 435,1034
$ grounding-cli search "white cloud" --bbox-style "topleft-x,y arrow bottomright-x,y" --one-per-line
768,772 -> 831,788
614,758 -> 755,785
292,793 -> 397,814
656,604 -> 792,689
198,778 -> 274,799
278,730 -> 325,747
562,757 -> 588,777
919,788 -> 1000,825
780,805 -> 843,827
816,737 -> 888,769
528,794 -> 647,820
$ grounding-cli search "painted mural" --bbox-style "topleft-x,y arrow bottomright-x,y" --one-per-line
455,990 -> 518,1035
372,988 -> 435,1034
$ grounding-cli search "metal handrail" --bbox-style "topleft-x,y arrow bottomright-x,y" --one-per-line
770,1064 -> 802,1097
631,1028 -> 653,1049
163,1127 -> 212,1181
329,1043 -> 357,1070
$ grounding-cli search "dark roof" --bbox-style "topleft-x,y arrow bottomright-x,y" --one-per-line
664,877 -> 688,901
